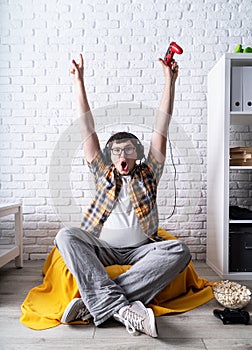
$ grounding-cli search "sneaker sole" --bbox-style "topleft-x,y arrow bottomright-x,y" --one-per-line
61,298 -> 91,323
146,306 -> 158,338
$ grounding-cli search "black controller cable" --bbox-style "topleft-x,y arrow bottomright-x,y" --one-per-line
165,68 -> 177,220
153,67 -> 177,241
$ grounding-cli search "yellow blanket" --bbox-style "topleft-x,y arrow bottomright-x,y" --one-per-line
20,228 -> 214,330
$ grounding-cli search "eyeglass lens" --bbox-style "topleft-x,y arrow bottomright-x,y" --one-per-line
111,146 -> 135,155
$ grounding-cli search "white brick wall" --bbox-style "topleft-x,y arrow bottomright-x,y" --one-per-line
0,0 -> 251,261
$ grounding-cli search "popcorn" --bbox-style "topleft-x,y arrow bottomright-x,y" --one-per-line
212,280 -> 251,309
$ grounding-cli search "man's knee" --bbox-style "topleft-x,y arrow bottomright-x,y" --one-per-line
178,241 -> 191,271
172,240 -> 190,257
162,239 -> 191,264
54,227 -> 72,249
55,227 -> 95,250
181,241 -> 191,260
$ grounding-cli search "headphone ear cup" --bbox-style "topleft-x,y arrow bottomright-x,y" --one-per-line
136,142 -> 145,161
103,146 -> 111,164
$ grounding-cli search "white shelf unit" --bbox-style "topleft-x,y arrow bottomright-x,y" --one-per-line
207,53 -> 252,280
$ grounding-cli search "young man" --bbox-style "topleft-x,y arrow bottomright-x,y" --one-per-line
55,54 -> 191,337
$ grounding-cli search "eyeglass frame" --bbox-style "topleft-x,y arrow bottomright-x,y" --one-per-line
110,145 -> 136,156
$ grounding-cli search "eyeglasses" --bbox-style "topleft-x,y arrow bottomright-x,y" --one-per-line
111,146 -> 136,156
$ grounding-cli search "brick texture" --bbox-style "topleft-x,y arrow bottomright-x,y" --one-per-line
0,0 -> 252,261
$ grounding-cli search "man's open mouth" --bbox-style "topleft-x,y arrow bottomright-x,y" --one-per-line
121,161 -> 127,170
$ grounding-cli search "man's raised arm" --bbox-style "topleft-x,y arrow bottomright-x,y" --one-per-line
150,59 -> 179,163
71,54 -> 100,163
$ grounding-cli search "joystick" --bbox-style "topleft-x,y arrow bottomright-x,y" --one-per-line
164,42 -> 183,68
213,308 -> 250,325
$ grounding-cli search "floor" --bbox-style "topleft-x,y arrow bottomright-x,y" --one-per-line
0,260 -> 252,350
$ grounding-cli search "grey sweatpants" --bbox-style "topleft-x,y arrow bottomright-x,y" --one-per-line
55,227 -> 191,326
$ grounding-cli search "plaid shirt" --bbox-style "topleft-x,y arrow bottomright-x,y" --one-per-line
80,150 -> 164,238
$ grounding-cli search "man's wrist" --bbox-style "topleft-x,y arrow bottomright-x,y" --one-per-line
74,78 -> 85,87
164,77 -> 172,85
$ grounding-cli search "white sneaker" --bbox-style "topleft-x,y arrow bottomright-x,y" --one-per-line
114,301 -> 158,337
61,298 -> 91,323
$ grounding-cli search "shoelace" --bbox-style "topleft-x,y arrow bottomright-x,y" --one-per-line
115,313 -> 139,336
118,308 -> 145,336
76,308 -> 89,321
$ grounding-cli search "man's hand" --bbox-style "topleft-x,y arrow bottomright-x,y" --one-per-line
70,53 -> 84,82
159,58 -> 179,83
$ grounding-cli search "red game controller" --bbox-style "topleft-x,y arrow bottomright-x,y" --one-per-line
164,42 -> 183,68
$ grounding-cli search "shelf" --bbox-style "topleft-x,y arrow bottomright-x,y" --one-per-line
229,53 -> 252,66
230,112 -> 252,125
0,203 -> 23,268
0,246 -> 19,267
229,220 -> 252,224
230,166 -> 252,170
222,272 -> 252,280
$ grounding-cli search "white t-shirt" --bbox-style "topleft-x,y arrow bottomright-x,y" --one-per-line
99,175 -> 149,248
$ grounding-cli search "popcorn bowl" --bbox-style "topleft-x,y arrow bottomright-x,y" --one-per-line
212,280 -> 251,309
